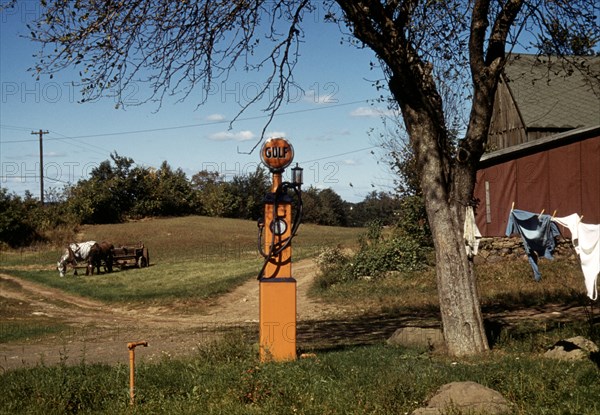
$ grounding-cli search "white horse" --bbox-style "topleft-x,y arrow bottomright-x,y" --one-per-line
57,241 -> 98,277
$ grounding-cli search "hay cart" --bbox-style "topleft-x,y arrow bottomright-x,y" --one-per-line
112,243 -> 150,269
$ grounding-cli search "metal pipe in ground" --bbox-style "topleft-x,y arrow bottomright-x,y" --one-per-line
127,341 -> 148,406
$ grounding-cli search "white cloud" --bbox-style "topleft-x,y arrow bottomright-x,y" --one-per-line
341,159 -> 358,166
209,130 -> 256,142
2,176 -> 25,184
45,151 -> 66,157
303,89 -> 338,105
24,151 -> 65,158
206,113 -> 226,122
305,129 -> 351,141
350,106 -> 395,118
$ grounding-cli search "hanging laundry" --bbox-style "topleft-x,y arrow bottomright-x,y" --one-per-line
551,213 -> 581,240
464,206 -> 482,258
553,214 -> 600,300
505,209 -> 560,281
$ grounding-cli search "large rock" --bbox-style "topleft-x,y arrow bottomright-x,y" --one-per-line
387,327 -> 445,351
544,336 -> 599,361
411,381 -> 512,415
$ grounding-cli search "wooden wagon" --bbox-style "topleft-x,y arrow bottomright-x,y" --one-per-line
112,243 -> 150,269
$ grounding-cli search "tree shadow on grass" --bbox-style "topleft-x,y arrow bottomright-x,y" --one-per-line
297,289 -> 597,352
205,288 -> 597,353
296,312 -> 441,351
481,289 -> 598,344
481,289 -> 590,315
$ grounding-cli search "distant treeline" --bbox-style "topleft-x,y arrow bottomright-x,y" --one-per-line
1,153 -> 418,248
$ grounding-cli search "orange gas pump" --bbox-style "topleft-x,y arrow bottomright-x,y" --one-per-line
258,137 -> 303,362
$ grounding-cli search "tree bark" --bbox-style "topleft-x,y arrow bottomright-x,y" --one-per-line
427,186 -> 489,356
395,96 -> 490,356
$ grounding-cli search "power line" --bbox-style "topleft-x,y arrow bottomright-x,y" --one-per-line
0,145 -> 383,182
48,129 -> 118,158
45,176 -> 72,185
299,146 -> 378,164
0,124 -> 33,132
0,124 -> 158,167
0,99 -> 374,144
0,175 -> 72,184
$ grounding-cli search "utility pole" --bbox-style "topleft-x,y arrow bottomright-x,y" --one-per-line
31,129 -> 49,204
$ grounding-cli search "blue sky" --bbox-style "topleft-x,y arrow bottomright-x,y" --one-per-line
0,2 -> 398,203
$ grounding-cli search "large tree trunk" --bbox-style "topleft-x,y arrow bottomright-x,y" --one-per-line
335,0 -> 519,356
394,80 -> 490,356
427,189 -> 489,356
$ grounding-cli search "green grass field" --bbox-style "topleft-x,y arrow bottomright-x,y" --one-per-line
2,332 -> 599,414
0,216 -> 361,303
2,216 -> 600,414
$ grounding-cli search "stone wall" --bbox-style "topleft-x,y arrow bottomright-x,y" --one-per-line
474,236 -> 578,264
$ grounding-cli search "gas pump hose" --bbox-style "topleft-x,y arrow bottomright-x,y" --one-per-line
257,182 -> 303,279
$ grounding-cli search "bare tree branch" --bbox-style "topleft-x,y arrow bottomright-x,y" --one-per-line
30,0 -> 312,135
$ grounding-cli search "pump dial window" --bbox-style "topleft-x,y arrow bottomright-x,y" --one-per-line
270,219 -> 288,236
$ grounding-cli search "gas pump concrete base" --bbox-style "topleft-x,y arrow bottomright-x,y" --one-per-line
259,277 -> 297,362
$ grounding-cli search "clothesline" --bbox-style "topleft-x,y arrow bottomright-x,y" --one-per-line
510,201 -> 582,222
505,206 -> 599,301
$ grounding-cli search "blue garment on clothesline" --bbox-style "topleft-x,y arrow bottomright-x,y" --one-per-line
505,209 -> 561,281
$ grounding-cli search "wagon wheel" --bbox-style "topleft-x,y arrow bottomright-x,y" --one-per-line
137,247 -> 150,268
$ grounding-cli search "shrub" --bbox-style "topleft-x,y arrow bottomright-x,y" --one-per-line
314,220 -> 431,290
0,189 -> 40,247
314,247 -> 352,289
350,235 -> 426,278
394,195 -> 432,248
358,219 -> 384,248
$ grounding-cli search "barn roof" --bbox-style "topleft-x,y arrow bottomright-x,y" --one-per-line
480,125 -> 600,168
503,54 -> 600,129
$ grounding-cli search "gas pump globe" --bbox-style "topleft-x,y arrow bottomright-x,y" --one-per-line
257,137 -> 303,362
260,137 -> 294,171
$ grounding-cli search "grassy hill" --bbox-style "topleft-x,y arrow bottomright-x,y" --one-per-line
0,216 -> 362,303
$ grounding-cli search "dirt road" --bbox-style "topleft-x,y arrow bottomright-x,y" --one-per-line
0,259 -> 359,371
1,258 -> 591,372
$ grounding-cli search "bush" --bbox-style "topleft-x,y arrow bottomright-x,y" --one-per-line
0,189 -> 40,247
394,195 -> 432,248
314,247 -> 352,289
314,220 -> 431,290
350,235 -> 425,278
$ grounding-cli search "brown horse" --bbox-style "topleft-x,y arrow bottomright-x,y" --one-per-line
89,241 -> 114,275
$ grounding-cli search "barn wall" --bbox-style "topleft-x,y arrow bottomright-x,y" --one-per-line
474,162 -> 516,237
581,136 -> 600,225
474,133 -> 600,237
488,78 -> 527,151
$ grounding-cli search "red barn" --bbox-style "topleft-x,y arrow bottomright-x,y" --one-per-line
474,54 -> 600,236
